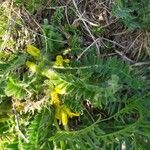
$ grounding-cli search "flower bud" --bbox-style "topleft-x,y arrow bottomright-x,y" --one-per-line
27,45 -> 41,57
26,61 -> 37,73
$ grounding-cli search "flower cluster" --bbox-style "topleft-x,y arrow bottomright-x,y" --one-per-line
51,89 -> 79,127
26,45 -> 79,129
54,55 -> 70,67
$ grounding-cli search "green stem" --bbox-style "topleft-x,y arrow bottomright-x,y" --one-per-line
60,141 -> 65,150
54,119 -> 66,150
64,124 -> 69,131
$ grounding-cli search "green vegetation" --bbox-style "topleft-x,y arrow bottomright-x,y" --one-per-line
0,0 -> 150,149
112,0 -> 150,30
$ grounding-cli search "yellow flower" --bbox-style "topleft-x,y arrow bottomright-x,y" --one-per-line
61,110 -> 68,125
55,105 -> 62,124
54,55 -> 70,67
54,86 -> 66,95
64,106 -> 79,118
50,87 -> 79,127
26,61 -> 37,73
50,90 -> 61,106
55,55 -> 64,66
26,45 -> 41,57
55,105 -> 79,126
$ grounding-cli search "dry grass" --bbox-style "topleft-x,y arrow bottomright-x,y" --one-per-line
58,0 -> 150,62
0,1 -> 36,52
1,0 -> 150,63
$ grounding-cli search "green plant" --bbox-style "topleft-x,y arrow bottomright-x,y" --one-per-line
112,0 -> 150,30
0,1 -> 150,149
0,41 -> 150,149
14,0 -> 49,12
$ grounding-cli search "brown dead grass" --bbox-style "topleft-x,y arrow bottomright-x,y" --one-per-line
57,0 -> 150,62
2,0 -> 149,63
